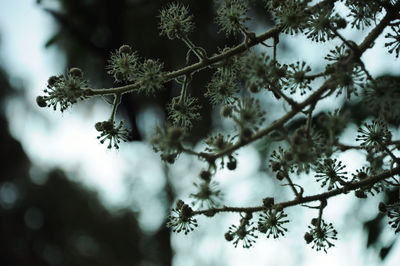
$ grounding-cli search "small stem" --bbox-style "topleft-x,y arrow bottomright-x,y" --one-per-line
273,34 -> 279,62
193,166 -> 400,217
178,75 -> 190,104
284,175 -> 300,198
109,93 -> 122,122
305,102 -> 316,136
331,27 -> 360,56
336,142 -> 361,151
85,26 -> 284,97
383,145 -> 400,164
371,0 -> 393,9
316,200 -> 326,228
181,147 -> 201,157
182,36 -> 207,62
264,79 -> 300,110
336,140 -> 400,151
304,72 -> 327,80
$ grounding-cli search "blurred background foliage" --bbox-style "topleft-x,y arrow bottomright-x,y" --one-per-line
0,60 -> 173,265
0,0 -> 399,265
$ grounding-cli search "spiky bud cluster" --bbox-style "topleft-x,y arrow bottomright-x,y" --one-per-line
159,2 -> 194,40
151,126 -> 184,163
216,0 -> 250,37
167,200 -> 198,234
37,68 -> 89,112
107,45 -> 139,83
95,120 -> 130,149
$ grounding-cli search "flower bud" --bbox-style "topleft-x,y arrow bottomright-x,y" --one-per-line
249,84 -> 259,93
215,135 -> 225,150
181,204 -> 193,219
271,0 -> 280,8
204,209 -> 216,217
102,121 -> 114,131
275,204 -> 283,212
94,122 -> 104,132
36,96 -> 47,108
304,232 -> 313,244
221,105 -> 233,118
325,64 -> 335,74
262,197 -> 274,208
275,66 -> 287,77
311,218 -> 318,226
335,18 -> 347,29
271,162 -> 281,172
225,232 -> 234,242
176,199 -> 185,209
200,170 -> 211,182
166,154 -> 176,164
357,171 -> 367,180
227,156 -> 237,170
47,76 -> 58,87
355,190 -> 367,198
119,44 -> 132,54
276,171 -> 285,181
378,202 -> 387,212
241,128 -> 253,140
69,67 -> 83,78
114,72 -> 124,82
284,152 -> 293,162
168,127 -> 183,140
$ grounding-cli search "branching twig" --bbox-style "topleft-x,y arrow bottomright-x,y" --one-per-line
194,166 -> 400,216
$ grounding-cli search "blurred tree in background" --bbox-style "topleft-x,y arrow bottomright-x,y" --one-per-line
2,0 -> 400,265
0,61 -> 172,265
